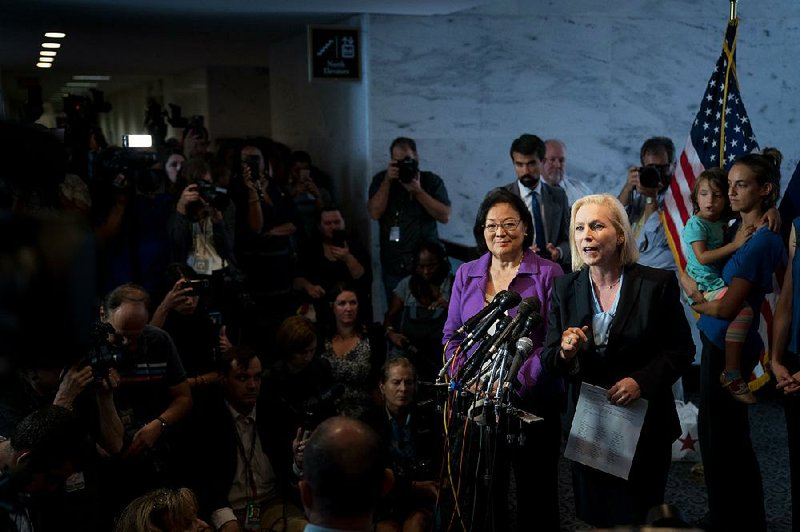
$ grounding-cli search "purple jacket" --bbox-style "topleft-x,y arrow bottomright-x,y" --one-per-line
442,249 -> 563,404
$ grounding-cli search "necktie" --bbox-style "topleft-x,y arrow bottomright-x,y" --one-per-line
530,190 -> 546,251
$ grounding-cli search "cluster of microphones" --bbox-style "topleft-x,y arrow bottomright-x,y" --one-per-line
437,290 -> 543,400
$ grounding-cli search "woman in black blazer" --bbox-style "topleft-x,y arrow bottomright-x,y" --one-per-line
541,194 -> 694,527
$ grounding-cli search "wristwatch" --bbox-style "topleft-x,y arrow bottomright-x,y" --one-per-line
156,416 -> 169,431
645,197 -> 655,205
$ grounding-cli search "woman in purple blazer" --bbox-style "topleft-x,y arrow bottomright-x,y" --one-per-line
442,187 -> 564,531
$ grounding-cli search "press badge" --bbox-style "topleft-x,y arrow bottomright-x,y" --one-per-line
389,226 -> 401,242
64,471 -> 86,492
244,501 -> 261,530
193,257 -> 211,275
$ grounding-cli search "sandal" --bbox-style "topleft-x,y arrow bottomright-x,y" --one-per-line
720,372 -> 756,404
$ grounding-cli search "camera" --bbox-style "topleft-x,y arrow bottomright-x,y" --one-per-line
242,154 -> 261,181
194,180 -> 230,211
86,322 -> 124,382
395,157 -> 419,184
331,229 -> 346,248
639,165 -> 663,189
179,278 -> 211,296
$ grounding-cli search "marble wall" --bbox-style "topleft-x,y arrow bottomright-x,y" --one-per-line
366,0 -> 800,245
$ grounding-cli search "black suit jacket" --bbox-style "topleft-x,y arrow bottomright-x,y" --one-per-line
188,389 -> 295,521
503,179 -> 571,270
542,263 -> 694,452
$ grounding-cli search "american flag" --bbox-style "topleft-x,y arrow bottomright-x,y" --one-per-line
662,18 -> 772,389
663,18 -> 758,269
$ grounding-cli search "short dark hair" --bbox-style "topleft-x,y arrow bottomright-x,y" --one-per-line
473,188 -> 534,254
219,346 -> 259,376
303,417 -> 385,519
103,283 -> 150,315
509,134 -> 545,160
640,136 -> 676,165
11,405 -> 89,472
410,240 -> 451,301
390,137 -> 417,156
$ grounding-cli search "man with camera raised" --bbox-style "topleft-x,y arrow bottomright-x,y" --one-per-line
368,137 -> 451,301
618,136 -> 677,270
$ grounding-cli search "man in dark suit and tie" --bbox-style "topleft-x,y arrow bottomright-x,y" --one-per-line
503,133 -> 571,270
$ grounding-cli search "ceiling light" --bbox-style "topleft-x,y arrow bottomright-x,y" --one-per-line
38,57 -> 55,63
41,42 -> 61,49
36,63 -> 52,69
44,32 -> 66,38
66,81 -> 98,88
40,50 -> 57,57
73,75 -> 111,81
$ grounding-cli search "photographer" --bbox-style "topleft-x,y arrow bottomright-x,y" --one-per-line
617,136 -> 678,271
368,137 -> 451,301
168,158 -> 236,311
99,283 -> 191,508
230,143 -> 298,350
151,264 -> 233,392
292,206 -> 370,325
93,145 -> 173,296
288,150 -> 333,240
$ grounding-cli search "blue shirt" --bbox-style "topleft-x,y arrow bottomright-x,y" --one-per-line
626,191 -> 676,271
682,214 -> 727,292
698,226 -> 786,353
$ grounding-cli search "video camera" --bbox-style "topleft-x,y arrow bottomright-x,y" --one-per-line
98,138 -> 162,195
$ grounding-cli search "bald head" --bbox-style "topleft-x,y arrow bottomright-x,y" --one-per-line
302,417 -> 386,523
543,139 -> 567,186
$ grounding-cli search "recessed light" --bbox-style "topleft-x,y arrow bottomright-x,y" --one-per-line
40,50 -> 57,57
36,63 -> 52,68
41,42 -> 61,49
44,32 -> 66,38
73,75 -> 111,81
38,57 -> 55,63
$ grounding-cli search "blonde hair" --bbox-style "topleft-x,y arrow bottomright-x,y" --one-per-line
569,194 -> 639,271
114,487 -> 201,532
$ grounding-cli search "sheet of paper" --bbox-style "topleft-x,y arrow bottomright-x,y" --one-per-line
564,382 -> 648,480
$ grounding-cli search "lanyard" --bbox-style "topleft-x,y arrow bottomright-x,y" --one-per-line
233,417 -> 259,498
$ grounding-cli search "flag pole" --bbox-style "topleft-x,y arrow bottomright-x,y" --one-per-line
730,0 -> 738,21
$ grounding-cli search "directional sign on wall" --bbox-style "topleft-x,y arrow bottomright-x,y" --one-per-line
308,26 -> 361,81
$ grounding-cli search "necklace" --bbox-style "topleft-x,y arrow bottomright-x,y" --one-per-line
605,277 -> 622,290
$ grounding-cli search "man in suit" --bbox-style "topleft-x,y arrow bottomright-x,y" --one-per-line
191,346 -> 306,532
542,138 -> 593,207
504,133 -> 571,270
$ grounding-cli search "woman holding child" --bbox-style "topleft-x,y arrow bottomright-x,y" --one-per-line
690,149 -> 786,532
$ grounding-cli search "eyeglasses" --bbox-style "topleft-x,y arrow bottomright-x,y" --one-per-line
483,219 -> 522,233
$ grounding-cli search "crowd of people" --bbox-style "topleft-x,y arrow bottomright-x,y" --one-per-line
0,119 -> 798,532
